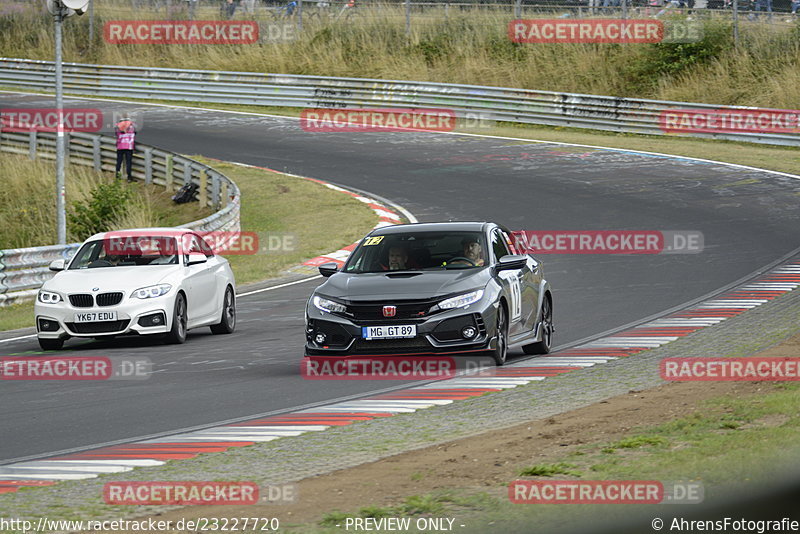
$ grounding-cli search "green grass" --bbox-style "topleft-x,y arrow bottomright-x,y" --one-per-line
400,494 -> 446,515
319,511 -> 351,527
519,462 -> 582,477
0,301 -> 35,331
600,435 -> 669,454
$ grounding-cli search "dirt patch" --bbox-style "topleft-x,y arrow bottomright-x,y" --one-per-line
753,332 -> 800,357
137,334 -> 800,528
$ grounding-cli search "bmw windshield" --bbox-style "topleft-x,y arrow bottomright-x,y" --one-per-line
68,237 -> 180,269
343,231 -> 488,273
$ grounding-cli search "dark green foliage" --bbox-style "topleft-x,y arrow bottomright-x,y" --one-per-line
68,181 -> 133,240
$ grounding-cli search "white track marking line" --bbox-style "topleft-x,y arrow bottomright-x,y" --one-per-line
295,406 -> 419,413
336,399 -> 453,405
160,435 -> 282,442
42,459 -> 164,466
323,403 -> 436,410
237,275 -> 322,298
188,429 -> 308,436
0,334 -> 36,344
212,425 -> 330,432
0,464 -> 132,473
0,473 -> 97,480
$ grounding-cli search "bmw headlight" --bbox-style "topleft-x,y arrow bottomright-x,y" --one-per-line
438,289 -> 484,310
37,290 -> 63,304
312,295 -> 347,314
131,284 -> 172,299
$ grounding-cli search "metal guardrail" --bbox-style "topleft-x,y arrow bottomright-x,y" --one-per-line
0,129 -> 240,306
0,57 -> 798,147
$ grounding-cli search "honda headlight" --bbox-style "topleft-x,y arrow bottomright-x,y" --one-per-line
131,284 -> 172,299
438,289 -> 484,310
37,290 -> 63,304
312,295 -> 347,314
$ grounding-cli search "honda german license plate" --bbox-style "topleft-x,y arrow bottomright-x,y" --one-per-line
362,325 -> 416,340
74,311 -> 117,323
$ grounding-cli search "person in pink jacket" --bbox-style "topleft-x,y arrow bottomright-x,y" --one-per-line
115,117 -> 136,181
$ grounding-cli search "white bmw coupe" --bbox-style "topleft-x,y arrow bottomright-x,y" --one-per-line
34,228 -> 236,350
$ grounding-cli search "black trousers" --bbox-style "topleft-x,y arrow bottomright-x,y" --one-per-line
116,149 -> 133,179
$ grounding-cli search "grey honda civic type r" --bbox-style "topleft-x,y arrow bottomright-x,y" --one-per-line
304,222 -> 554,366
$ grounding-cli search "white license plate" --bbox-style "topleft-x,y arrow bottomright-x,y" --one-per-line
362,325 -> 417,340
74,311 -> 117,323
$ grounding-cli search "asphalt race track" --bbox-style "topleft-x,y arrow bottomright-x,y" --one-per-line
1,93 -> 799,463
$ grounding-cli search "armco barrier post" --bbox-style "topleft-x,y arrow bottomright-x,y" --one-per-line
29,130 -> 37,160
92,136 -> 101,171
183,161 -> 192,186
200,170 -> 208,206
144,147 -> 153,184
222,181 -> 229,208
212,173 -> 220,210
165,153 -> 173,191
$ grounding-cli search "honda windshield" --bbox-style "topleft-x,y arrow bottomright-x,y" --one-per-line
343,231 -> 487,274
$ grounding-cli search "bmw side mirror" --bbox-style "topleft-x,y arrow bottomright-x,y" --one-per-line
49,259 -> 66,272
318,262 -> 339,277
187,253 -> 207,266
496,254 -> 527,271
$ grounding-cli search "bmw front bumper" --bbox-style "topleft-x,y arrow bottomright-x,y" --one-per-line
35,294 -> 175,340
